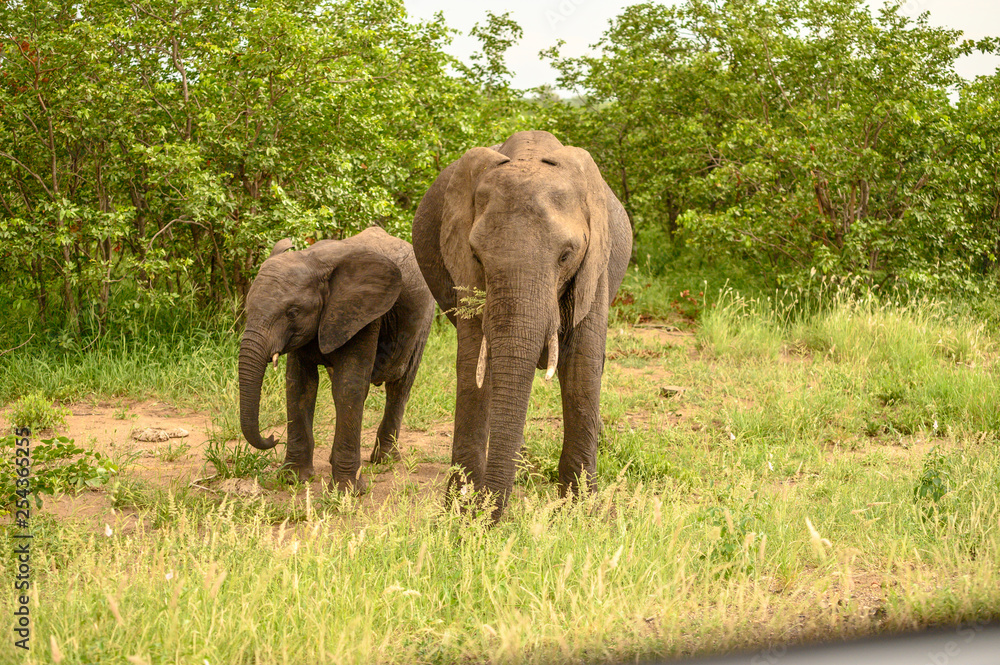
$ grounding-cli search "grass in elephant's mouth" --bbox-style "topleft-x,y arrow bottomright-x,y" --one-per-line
2,286 -> 1000,663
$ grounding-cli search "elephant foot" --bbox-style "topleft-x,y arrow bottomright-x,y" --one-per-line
444,466 -> 486,500
444,476 -> 509,521
369,444 -> 401,465
330,472 -> 369,496
445,474 -> 474,501
278,463 -> 315,484
561,483 -> 598,501
558,471 -> 598,502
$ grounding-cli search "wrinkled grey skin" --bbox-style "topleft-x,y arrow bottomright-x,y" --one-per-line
412,130 -> 632,519
239,227 -> 435,493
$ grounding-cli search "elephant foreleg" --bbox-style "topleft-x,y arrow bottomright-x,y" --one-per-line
328,320 -> 379,494
557,294 -> 608,498
284,350 -> 319,482
448,317 -> 491,496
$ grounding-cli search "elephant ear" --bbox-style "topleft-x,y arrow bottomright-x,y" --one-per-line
440,147 -> 511,289
549,146 -> 612,328
269,238 -> 295,258
318,249 -> 402,355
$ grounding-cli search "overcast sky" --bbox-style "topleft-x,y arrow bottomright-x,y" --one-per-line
404,0 -> 1000,90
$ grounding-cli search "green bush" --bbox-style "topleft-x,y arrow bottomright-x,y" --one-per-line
8,391 -> 70,432
914,447 -> 953,506
696,503 -> 764,578
1,435 -> 118,511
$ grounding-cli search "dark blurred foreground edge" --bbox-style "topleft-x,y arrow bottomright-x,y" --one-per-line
638,622 -> 1000,665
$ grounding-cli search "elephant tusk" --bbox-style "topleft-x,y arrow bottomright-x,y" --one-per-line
545,332 -> 559,380
272,353 -> 279,369
476,336 -> 487,389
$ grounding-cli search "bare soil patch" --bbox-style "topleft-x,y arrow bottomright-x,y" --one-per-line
605,326 -> 697,431
3,400 -> 455,532
63,398 -> 212,469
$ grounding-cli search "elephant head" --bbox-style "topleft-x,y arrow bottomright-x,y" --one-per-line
239,239 -> 402,450
439,131 -> 614,513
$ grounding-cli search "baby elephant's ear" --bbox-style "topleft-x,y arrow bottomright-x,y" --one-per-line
318,250 -> 402,355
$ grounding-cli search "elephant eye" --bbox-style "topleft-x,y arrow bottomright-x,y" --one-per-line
286,306 -> 299,319
559,248 -> 574,265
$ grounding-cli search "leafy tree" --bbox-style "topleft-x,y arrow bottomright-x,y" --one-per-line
544,0 -> 1000,290
954,65 -> 1000,278
0,0 -> 530,341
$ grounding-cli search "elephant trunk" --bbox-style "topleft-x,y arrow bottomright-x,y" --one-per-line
239,329 -> 277,451
481,279 -> 558,519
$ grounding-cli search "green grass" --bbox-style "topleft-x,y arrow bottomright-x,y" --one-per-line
2,468 -> 998,664
2,278 -> 1000,663
0,330 -> 240,405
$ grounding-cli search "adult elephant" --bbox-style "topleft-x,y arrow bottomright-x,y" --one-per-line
413,130 -> 632,519
239,227 -> 435,493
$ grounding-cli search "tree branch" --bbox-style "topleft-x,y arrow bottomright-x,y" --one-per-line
0,334 -> 35,357
760,34 -> 793,110
0,151 -> 53,198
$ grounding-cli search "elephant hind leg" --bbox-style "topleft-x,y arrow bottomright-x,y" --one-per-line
371,379 -> 406,464
371,332 -> 428,464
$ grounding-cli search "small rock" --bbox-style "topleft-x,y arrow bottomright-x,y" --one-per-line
659,386 -> 687,399
132,428 -> 169,442
217,478 -> 265,498
131,427 -> 189,441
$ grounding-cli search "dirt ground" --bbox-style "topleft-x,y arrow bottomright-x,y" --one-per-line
3,398 -> 457,534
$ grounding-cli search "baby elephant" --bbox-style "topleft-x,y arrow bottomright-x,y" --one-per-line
238,227 -> 435,493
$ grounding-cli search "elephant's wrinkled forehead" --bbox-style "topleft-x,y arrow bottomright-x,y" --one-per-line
476,163 -> 583,218
254,256 -> 315,289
